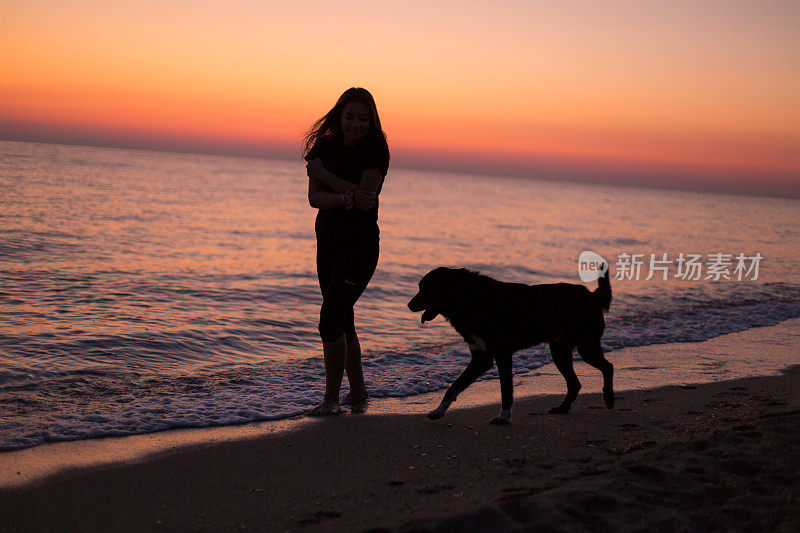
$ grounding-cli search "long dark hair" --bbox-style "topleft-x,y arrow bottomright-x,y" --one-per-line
302,87 -> 387,157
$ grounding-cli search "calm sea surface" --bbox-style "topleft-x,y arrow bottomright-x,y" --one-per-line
2,140 -> 799,449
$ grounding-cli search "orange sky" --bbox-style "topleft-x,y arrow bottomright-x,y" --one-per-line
2,1 -> 799,196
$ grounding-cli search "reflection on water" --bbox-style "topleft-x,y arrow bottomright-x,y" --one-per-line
1,140 -> 799,449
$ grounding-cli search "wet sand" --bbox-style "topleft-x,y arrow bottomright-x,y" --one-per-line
1,322 -> 799,531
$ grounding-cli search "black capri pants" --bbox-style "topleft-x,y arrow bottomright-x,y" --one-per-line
316,241 -> 379,343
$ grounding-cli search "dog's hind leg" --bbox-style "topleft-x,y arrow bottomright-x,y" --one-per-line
427,356 -> 493,420
490,354 -> 514,425
578,341 -> 615,409
548,342 -> 580,414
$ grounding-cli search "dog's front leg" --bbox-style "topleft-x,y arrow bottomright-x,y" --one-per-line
427,357 -> 493,420
490,356 -> 513,425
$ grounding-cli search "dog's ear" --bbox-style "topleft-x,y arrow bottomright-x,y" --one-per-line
444,269 -> 474,303
421,308 -> 438,323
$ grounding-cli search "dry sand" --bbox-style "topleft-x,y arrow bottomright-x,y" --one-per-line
1,322 -> 799,532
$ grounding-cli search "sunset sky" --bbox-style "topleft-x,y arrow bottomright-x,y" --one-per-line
2,1 -> 799,197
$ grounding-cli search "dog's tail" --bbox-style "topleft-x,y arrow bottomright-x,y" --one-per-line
592,264 -> 612,312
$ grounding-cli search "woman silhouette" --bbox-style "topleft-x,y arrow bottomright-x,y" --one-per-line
303,88 -> 390,415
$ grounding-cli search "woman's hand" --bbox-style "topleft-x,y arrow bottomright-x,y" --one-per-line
353,190 -> 376,211
306,158 -> 325,179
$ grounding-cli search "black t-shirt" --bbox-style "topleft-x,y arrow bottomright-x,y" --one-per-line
306,136 -> 390,249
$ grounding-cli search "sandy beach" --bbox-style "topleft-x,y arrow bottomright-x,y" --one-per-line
2,321 -> 799,532
4,2 -> 800,531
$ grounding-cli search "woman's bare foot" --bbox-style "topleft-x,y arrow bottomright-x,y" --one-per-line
341,390 -> 368,406
349,401 -> 368,414
308,399 -> 342,416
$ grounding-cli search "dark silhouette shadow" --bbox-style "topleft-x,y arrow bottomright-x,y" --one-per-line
302,88 -> 390,416
408,266 -> 613,424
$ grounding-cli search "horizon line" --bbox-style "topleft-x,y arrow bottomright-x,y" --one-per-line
2,135 -> 799,202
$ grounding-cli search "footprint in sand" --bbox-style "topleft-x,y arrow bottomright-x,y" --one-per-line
733,424 -> 763,439
417,484 -> 456,495
768,473 -> 798,487
722,458 -> 764,476
296,510 -> 342,525
690,439 -> 712,451
624,464 -> 667,480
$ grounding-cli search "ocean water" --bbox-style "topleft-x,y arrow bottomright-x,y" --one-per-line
1,140 -> 799,450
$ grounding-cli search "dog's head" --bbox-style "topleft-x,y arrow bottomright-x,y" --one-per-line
407,267 -> 473,323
